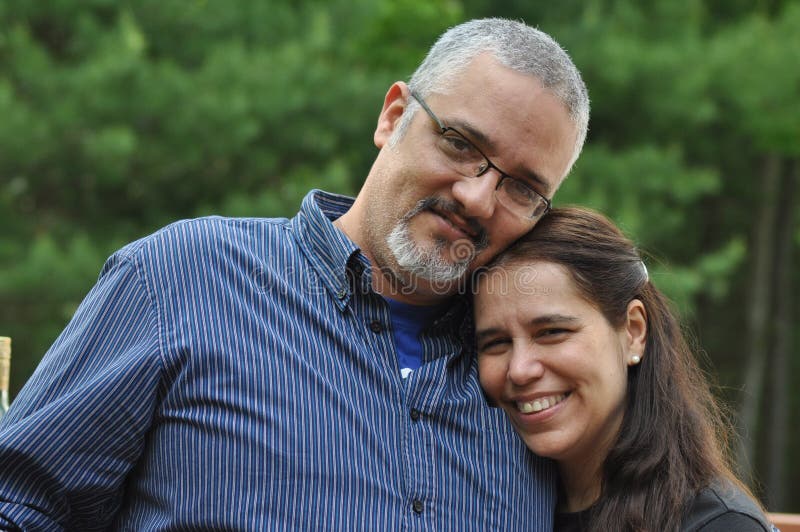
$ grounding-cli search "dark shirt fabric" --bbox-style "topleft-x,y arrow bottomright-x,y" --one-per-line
683,480 -> 773,532
554,507 -> 590,532
554,479 -> 773,531
0,190 -> 556,531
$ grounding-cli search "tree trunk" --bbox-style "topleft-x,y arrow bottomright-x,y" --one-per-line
736,154 -> 781,479
765,159 -> 797,510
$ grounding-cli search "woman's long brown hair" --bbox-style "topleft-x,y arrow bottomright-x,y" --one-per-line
487,206 -> 752,531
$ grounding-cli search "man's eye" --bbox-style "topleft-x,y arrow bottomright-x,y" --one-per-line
441,134 -> 477,155
504,179 -> 536,200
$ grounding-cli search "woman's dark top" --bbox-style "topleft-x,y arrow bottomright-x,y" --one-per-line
554,479 -> 774,531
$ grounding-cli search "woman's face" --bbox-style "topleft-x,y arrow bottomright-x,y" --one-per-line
474,260 -> 645,467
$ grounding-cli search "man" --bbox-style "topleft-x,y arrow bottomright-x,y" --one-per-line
0,18 -> 588,530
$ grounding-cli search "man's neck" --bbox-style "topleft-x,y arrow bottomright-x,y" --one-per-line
333,214 -> 459,306
372,266 -> 457,306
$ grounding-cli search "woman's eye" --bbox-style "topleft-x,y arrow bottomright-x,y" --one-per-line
537,328 -> 570,340
477,338 -> 510,353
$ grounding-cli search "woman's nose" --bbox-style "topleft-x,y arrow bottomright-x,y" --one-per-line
506,345 -> 545,386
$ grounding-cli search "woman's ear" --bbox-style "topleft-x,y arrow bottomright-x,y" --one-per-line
624,299 -> 647,364
374,81 -> 410,148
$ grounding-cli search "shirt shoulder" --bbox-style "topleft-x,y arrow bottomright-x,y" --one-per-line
683,480 -> 772,532
104,216 -> 297,281
694,511 -> 771,532
98,216 -> 300,320
118,216 -> 292,260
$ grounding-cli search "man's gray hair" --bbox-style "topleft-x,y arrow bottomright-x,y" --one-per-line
390,18 -> 589,178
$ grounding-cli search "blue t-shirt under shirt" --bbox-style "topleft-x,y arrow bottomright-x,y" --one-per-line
385,298 -> 448,378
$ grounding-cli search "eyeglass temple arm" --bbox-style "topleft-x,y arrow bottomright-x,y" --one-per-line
409,90 -> 446,132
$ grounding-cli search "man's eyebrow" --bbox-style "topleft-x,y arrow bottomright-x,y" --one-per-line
448,118 -> 552,196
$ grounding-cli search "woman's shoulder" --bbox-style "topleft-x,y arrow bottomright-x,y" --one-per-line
682,479 -> 774,532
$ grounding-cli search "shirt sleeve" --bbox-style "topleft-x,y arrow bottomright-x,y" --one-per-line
0,252 -> 164,531
696,511 -> 771,532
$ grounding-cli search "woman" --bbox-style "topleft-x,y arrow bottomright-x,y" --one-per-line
473,207 -> 773,531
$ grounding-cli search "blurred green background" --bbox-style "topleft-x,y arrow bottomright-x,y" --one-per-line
0,0 -> 798,512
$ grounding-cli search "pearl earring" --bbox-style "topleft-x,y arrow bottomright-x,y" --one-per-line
630,354 -> 641,365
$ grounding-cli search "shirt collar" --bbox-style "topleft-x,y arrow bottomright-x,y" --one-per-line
290,189 -> 472,333
291,190 -> 361,310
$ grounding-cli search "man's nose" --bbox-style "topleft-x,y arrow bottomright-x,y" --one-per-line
451,170 -> 500,220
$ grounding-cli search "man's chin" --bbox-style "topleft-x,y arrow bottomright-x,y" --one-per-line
395,274 -> 462,300
397,260 -> 470,287
387,222 -> 480,290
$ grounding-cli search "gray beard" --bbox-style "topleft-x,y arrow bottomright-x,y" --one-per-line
386,222 -> 469,284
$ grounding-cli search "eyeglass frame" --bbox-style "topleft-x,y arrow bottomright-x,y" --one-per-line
408,90 -> 552,220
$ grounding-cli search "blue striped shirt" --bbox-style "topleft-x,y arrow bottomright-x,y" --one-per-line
0,190 -> 555,531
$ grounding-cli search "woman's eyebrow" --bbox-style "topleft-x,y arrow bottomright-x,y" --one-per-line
527,315 -> 580,327
475,315 -> 579,343
475,326 -> 503,344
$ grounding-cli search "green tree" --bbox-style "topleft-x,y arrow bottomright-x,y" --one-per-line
0,0 -> 462,397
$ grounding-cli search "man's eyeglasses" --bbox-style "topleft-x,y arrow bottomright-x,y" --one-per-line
410,90 -> 551,221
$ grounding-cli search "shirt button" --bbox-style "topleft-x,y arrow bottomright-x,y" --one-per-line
336,288 -> 347,299
410,408 -> 421,421
369,320 -> 383,333
412,499 -> 424,514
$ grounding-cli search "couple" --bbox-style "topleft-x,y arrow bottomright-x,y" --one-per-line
0,18 -> 771,531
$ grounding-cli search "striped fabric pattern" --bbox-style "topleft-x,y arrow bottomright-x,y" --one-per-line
0,190 -> 555,531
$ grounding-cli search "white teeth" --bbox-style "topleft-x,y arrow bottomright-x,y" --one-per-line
516,394 -> 567,414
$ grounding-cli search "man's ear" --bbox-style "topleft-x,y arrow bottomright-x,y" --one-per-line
624,299 -> 647,362
374,81 -> 410,149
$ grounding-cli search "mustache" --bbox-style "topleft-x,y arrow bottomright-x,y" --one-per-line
405,196 -> 489,250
